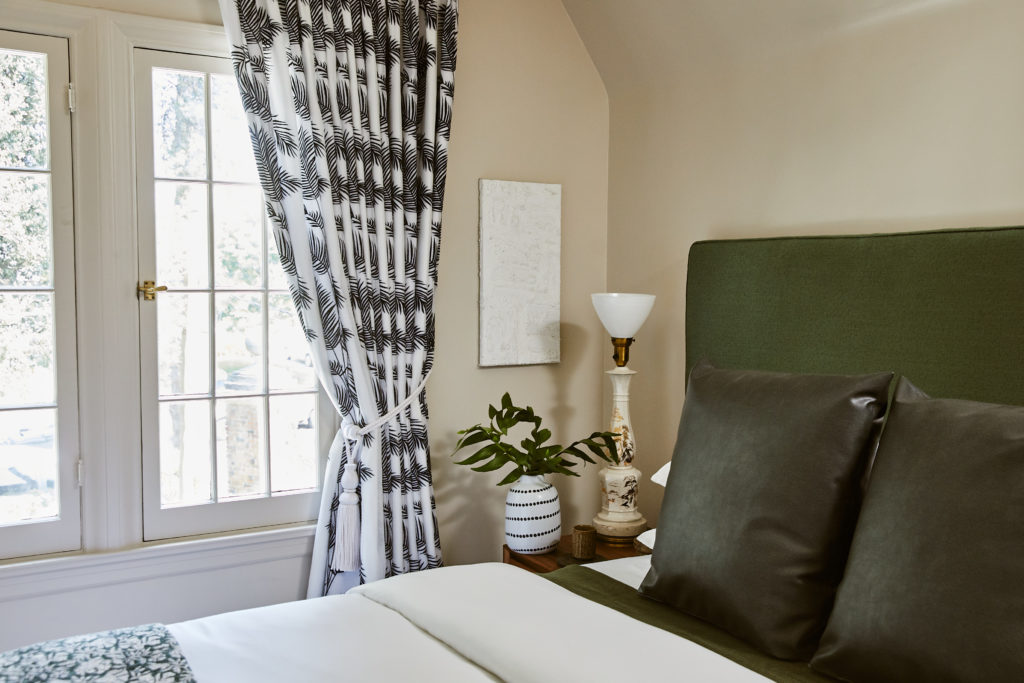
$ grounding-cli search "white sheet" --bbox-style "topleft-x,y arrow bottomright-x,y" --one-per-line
353,563 -> 766,682
171,559 -> 768,682
586,553 -> 653,588
168,593 -> 497,682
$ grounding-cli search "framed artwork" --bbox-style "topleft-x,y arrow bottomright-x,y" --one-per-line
478,179 -> 561,366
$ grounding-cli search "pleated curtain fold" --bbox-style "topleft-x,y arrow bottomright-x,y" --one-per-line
217,0 -> 458,596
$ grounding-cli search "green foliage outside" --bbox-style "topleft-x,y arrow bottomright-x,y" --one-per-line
0,52 -> 54,405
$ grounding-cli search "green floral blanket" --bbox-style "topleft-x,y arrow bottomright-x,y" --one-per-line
0,624 -> 194,682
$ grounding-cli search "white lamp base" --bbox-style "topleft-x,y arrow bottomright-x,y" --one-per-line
592,464 -> 647,543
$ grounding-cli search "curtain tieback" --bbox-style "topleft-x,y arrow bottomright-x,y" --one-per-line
330,368 -> 434,573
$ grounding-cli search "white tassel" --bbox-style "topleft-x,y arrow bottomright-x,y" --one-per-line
327,370 -> 431,575
330,461 -> 361,572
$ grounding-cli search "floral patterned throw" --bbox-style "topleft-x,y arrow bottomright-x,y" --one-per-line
0,624 -> 194,682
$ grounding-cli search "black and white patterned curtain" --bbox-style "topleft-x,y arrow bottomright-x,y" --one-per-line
218,0 -> 458,596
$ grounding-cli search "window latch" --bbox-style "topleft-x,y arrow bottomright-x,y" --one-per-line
137,280 -> 167,301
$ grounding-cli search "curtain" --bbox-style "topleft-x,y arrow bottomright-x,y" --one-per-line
218,0 -> 458,596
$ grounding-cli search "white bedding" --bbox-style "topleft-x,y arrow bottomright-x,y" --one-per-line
170,558 -> 768,682
586,553 -> 654,587
167,592 -> 495,682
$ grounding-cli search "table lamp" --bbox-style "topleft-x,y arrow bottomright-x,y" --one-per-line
591,292 -> 655,543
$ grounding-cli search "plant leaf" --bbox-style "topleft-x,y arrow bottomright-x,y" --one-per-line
563,445 -> 596,464
596,432 -> 620,463
472,453 -> 510,472
454,443 -> 500,466
488,442 -> 521,468
550,461 -> 578,476
497,468 -> 524,486
455,429 -> 493,450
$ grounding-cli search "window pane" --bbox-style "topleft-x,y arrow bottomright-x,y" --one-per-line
269,394 -> 317,493
0,171 -> 51,287
152,68 -> 206,180
0,49 -> 48,170
214,184 -> 262,288
0,408 -> 57,524
158,293 -> 210,397
268,293 -> 316,392
159,400 -> 212,507
0,293 -> 54,407
267,225 -> 288,291
216,397 -> 266,499
210,74 -> 257,183
215,293 -> 264,395
155,181 -> 209,289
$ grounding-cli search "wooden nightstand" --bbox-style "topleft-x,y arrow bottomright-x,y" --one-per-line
503,533 -> 650,574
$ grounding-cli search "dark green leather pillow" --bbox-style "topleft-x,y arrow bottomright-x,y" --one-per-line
639,361 -> 893,660
811,378 -> 1024,682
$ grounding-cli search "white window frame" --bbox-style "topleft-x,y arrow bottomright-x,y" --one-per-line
133,48 -> 329,540
0,28 -> 81,559
0,1 -> 327,566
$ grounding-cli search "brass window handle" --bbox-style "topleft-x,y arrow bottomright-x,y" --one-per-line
137,280 -> 167,301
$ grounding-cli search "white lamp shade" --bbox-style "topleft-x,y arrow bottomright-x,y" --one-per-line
591,293 -> 656,338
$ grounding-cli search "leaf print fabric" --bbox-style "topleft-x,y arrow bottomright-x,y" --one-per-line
0,624 -> 194,682
218,0 -> 458,595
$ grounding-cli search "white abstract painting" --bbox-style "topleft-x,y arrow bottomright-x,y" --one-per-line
479,179 -> 561,366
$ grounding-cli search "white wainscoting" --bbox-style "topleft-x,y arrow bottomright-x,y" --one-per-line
0,525 -> 314,651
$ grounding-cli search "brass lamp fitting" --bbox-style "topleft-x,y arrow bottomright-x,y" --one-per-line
611,337 -> 634,367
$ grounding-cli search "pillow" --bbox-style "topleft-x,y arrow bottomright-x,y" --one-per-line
650,462 -> 671,487
639,360 -> 893,660
810,378 -> 1024,682
635,528 -> 656,551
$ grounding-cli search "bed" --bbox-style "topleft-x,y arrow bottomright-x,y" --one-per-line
3,226 -> 1023,682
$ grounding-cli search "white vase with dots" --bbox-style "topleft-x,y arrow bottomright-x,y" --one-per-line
504,475 -> 561,554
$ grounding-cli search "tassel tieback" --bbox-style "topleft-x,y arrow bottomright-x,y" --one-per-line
330,369 -> 433,572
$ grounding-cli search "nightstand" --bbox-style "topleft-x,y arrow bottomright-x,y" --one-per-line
502,533 -> 650,574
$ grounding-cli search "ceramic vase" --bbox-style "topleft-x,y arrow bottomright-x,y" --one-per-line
505,474 -> 561,554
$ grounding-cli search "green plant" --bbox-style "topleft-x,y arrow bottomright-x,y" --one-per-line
451,393 -> 619,486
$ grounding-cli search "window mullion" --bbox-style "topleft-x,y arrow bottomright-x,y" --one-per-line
204,72 -> 218,506
263,290 -> 271,496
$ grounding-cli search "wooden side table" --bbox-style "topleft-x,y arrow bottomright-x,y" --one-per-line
503,533 -> 649,574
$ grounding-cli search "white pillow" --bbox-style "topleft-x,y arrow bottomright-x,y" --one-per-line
650,462 -> 671,487
635,464 -> 671,551
636,528 -> 656,550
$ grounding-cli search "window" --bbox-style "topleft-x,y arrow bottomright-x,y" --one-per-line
134,49 -> 328,540
0,13 -> 327,563
0,29 -> 80,559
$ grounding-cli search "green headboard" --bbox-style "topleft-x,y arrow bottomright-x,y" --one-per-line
685,226 -> 1024,406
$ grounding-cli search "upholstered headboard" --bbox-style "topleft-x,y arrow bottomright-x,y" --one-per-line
685,226 -> 1024,406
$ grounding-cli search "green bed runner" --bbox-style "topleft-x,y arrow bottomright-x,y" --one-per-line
543,565 -> 835,682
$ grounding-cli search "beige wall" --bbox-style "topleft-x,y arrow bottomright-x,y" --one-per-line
432,0 -> 609,565
564,0 -> 1024,524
